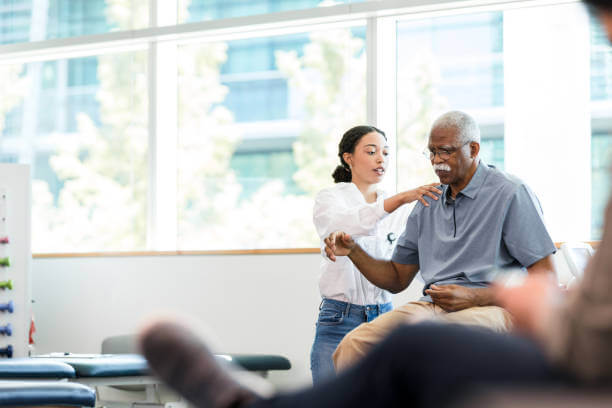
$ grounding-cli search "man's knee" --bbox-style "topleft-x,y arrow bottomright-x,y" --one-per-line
332,305 -> 434,371
332,325 -> 365,371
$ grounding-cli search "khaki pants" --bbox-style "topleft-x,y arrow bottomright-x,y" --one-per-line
332,301 -> 513,371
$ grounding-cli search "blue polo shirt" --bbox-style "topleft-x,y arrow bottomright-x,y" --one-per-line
391,161 -> 556,301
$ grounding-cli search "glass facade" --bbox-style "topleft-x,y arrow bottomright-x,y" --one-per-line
0,0 -> 145,45
1,1 -> 611,251
396,12 -> 505,193
176,27 -> 366,249
181,0 -> 365,23
0,52 -> 148,252
591,18 -> 612,238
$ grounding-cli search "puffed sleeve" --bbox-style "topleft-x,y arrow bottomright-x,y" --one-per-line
313,187 -> 388,240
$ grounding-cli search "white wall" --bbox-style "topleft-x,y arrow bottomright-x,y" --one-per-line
31,253 -> 424,390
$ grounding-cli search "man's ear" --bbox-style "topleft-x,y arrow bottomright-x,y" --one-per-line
470,142 -> 480,159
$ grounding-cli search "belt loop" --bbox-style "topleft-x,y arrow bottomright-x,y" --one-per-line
318,298 -> 324,311
344,301 -> 351,316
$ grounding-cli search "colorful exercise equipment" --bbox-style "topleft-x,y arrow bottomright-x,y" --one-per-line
0,345 -> 13,358
0,324 -> 12,336
0,301 -> 13,314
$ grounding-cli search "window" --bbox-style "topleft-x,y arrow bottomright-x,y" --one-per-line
0,0 -> 146,45
396,11 -> 504,194
0,52 -> 148,252
397,3 -> 601,242
0,0 -> 609,253
179,0 -> 366,24
176,27 -> 366,249
591,18 -> 612,238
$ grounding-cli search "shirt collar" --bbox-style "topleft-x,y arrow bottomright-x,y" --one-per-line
440,160 -> 489,203
344,182 -> 385,201
458,160 -> 489,199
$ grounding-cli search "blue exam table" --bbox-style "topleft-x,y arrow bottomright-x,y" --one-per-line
0,359 -> 95,406
0,380 -> 96,407
0,353 -> 290,407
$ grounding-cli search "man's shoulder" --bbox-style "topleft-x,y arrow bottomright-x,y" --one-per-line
483,165 -> 525,196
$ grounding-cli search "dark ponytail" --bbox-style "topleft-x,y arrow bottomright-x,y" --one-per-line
332,165 -> 352,183
332,125 -> 386,183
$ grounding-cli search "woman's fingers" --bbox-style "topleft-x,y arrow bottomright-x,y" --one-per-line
425,191 -> 439,200
325,245 -> 336,262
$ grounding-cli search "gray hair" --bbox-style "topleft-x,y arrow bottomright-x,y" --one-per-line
430,111 -> 480,144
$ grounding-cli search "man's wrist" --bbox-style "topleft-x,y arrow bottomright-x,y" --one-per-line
474,287 -> 495,307
347,243 -> 362,260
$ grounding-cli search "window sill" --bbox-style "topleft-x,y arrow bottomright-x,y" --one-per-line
32,248 -> 320,259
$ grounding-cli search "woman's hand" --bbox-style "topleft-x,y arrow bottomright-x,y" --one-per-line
324,231 -> 356,262
403,183 -> 442,207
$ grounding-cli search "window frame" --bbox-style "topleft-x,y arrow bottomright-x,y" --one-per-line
0,0 -> 584,255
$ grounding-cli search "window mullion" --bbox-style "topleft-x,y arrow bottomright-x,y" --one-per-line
367,16 -> 398,192
147,0 -> 178,250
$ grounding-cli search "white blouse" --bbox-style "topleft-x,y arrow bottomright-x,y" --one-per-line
313,182 -> 411,306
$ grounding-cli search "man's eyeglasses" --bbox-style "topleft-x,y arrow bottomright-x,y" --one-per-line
422,141 -> 470,161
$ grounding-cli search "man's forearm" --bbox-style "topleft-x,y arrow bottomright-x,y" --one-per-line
472,287 -> 496,307
348,245 -> 410,293
526,255 -> 556,277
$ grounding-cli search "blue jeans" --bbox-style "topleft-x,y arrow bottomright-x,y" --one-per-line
310,298 -> 392,385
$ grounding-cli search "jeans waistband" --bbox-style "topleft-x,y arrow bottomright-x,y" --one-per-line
319,298 -> 391,315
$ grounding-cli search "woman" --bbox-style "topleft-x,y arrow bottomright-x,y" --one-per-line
310,125 -> 441,384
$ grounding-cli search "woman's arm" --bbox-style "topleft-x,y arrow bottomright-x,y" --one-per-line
324,231 -> 419,293
313,184 -> 441,239
384,183 -> 442,213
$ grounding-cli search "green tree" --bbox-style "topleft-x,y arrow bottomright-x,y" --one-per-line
276,29 -> 366,195
176,41 -> 243,248
396,52 -> 448,191
175,40 -> 318,249
0,65 -> 27,135
32,0 -> 150,251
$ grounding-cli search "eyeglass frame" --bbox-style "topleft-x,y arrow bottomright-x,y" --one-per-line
422,140 -> 471,161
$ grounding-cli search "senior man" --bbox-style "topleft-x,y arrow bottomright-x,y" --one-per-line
325,110 -> 557,370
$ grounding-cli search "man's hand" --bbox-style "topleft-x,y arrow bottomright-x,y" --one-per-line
425,284 -> 484,312
324,231 -> 356,262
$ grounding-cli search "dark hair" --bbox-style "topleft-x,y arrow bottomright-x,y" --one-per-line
584,0 -> 610,9
332,125 -> 386,183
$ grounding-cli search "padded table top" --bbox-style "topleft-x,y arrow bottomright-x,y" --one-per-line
219,354 -> 291,371
34,354 -> 149,377
0,380 -> 96,406
34,352 -> 290,377
0,358 -> 76,379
